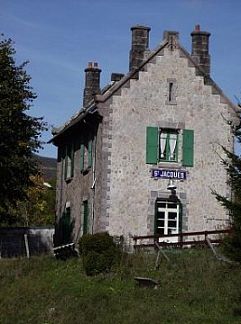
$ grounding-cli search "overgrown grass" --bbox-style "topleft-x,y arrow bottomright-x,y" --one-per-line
1,248 -> 241,323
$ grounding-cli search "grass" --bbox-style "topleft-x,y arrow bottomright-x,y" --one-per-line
1,248 -> 241,323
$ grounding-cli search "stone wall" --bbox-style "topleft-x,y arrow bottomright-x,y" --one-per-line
104,45 -> 233,240
55,121 -> 98,244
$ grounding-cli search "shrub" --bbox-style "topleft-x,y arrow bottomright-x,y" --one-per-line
79,232 -> 121,276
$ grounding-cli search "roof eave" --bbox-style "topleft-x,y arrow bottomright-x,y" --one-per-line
49,103 -> 98,144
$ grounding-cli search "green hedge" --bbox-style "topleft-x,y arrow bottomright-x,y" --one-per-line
79,232 -> 121,276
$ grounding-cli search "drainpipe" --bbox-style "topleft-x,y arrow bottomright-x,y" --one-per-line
91,133 -> 97,234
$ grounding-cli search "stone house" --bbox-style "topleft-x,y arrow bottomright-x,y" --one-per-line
51,24 -> 239,247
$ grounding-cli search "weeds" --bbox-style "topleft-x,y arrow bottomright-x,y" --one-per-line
0,248 -> 241,323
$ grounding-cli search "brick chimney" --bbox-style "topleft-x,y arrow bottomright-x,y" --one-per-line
191,25 -> 211,76
83,62 -> 101,108
129,25 -> 151,72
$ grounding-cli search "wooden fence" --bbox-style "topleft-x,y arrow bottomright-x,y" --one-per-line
133,229 -> 231,250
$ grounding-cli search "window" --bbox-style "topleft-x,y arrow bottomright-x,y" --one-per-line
62,143 -> 74,180
146,127 -> 194,166
166,79 -> 177,104
155,199 -> 180,243
80,138 -> 93,172
160,130 -> 178,162
66,146 -> 72,179
168,82 -> 174,102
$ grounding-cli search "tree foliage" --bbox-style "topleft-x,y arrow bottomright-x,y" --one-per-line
0,35 -> 47,225
7,175 -> 56,227
215,103 -> 241,262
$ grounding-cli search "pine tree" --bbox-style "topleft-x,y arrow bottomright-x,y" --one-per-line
0,35 -> 47,225
215,103 -> 241,262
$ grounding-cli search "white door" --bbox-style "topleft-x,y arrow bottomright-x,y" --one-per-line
156,201 -> 179,243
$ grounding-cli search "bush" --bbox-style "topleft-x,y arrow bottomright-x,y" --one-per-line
79,232 -> 121,276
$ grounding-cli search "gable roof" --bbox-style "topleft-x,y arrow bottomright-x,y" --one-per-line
50,31 -> 240,144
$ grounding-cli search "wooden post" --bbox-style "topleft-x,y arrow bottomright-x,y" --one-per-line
180,232 -> 183,248
24,234 -> 30,259
133,236 -> 137,251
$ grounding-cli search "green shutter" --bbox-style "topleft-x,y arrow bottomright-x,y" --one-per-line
80,144 -> 84,171
182,129 -> 194,167
146,126 -> 158,164
88,139 -> 92,168
64,146 -> 67,179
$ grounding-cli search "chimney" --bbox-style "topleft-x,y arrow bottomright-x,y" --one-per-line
129,25 -> 151,72
191,25 -> 211,76
83,62 -> 101,108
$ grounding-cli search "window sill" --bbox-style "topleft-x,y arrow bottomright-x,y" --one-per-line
65,177 -> 73,183
157,162 -> 182,169
165,101 -> 177,106
81,167 -> 91,175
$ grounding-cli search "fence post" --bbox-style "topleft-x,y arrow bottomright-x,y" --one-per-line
24,234 -> 30,259
180,232 -> 183,248
204,231 -> 208,245
133,236 -> 137,251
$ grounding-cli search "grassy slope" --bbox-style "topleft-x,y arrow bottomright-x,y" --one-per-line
0,249 -> 241,324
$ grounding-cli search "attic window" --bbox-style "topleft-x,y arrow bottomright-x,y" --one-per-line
168,82 -> 174,102
166,79 -> 177,105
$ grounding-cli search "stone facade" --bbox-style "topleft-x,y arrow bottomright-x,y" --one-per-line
51,25 -> 239,246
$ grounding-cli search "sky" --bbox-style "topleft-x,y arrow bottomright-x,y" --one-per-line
1,0 -> 241,158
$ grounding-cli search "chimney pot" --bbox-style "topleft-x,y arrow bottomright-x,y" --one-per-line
111,73 -> 124,82
195,24 -> 200,32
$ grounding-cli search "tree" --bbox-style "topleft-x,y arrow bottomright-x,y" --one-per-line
0,35 -> 47,225
9,175 -> 56,226
214,102 -> 241,262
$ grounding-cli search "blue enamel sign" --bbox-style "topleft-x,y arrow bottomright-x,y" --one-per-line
152,169 -> 187,180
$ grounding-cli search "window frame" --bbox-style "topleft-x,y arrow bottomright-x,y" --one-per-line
155,198 -> 182,243
159,128 -> 179,163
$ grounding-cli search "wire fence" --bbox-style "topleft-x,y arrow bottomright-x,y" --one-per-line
0,227 -> 54,258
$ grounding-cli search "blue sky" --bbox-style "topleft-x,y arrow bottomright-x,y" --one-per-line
1,0 -> 241,158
